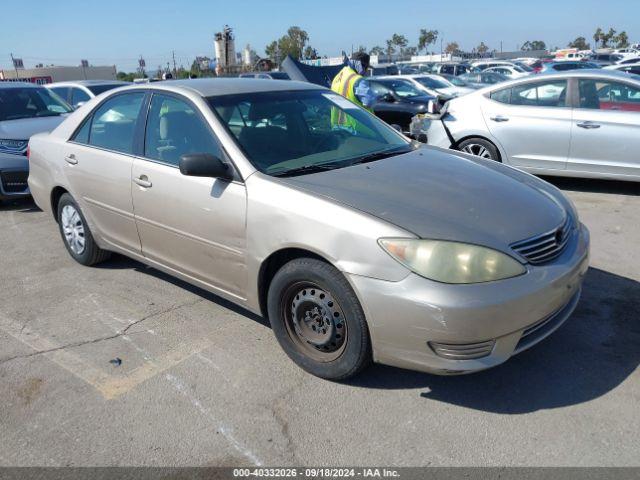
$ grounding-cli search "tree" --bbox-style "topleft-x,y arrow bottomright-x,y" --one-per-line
369,46 -> 384,56
593,28 -> 603,48
303,46 -> 319,59
418,29 -> 438,53
521,40 -> 547,51
116,71 -> 135,82
264,26 -> 313,62
445,42 -> 459,55
355,45 -> 368,54
390,33 -> 409,56
385,39 -> 395,56
476,42 -> 489,55
615,31 -> 629,48
404,46 -> 418,57
595,27 -> 617,48
568,37 -> 590,50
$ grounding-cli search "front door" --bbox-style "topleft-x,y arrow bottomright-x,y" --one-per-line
63,91 -> 146,255
131,92 -> 248,300
482,79 -> 571,171
568,77 -> 640,178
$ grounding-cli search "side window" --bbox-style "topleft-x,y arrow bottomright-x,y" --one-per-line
89,92 -> 145,154
144,93 -> 221,166
578,79 -> 640,111
72,117 -> 92,144
511,80 -> 567,107
71,88 -> 91,107
490,87 -> 511,104
50,87 -> 70,103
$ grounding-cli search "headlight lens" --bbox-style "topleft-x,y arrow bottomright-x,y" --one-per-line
379,238 -> 526,284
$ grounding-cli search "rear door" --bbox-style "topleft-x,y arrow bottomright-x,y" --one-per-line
64,91 -> 146,254
568,77 -> 640,178
131,92 -> 248,299
482,78 -> 571,171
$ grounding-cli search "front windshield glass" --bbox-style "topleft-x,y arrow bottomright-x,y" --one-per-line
87,84 -> 126,95
0,87 -> 72,121
443,75 -> 467,87
414,76 -> 449,89
374,79 -> 423,98
209,90 -> 413,176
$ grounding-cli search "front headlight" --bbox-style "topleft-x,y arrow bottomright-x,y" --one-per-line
378,238 -> 526,284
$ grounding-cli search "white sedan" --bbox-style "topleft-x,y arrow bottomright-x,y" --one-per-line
484,65 -> 530,79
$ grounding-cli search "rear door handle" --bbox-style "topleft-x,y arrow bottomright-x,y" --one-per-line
577,122 -> 601,129
490,115 -> 509,122
64,154 -> 78,165
133,175 -> 152,188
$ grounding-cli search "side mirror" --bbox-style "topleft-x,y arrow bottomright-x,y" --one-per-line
179,153 -> 233,180
381,93 -> 395,103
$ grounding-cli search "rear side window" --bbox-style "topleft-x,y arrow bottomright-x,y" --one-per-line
144,93 -> 221,166
71,88 -> 91,106
50,87 -> 70,103
510,80 -> 567,107
490,87 -> 511,104
88,92 -> 145,154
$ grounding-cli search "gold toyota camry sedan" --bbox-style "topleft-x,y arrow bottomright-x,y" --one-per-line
27,79 -> 589,379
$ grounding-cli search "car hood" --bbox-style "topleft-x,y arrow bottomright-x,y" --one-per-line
278,147 -> 568,254
0,115 -> 67,140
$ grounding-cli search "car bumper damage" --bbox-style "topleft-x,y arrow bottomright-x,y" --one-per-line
349,223 -> 590,375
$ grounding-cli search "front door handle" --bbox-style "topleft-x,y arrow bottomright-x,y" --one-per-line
577,122 -> 601,129
64,154 -> 78,165
133,175 -> 152,188
490,115 -> 509,122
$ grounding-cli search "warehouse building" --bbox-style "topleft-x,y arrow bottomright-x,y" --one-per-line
0,65 -> 116,84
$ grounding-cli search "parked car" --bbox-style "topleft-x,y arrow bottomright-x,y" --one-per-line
367,77 -> 438,130
0,82 -> 72,201
439,73 -> 475,88
397,74 -> 474,100
239,72 -> 290,80
588,53 -> 623,66
483,65 -> 530,79
617,56 -> 640,65
425,70 -> 640,181
46,80 -> 129,109
367,63 -> 399,76
604,63 -> 640,75
538,61 -> 600,73
472,60 -> 533,72
458,71 -> 509,88
27,78 -> 589,379
431,62 -> 476,76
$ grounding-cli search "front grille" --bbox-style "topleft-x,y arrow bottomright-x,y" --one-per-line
429,339 -> 496,360
510,215 -> 573,264
1,171 -> 29,193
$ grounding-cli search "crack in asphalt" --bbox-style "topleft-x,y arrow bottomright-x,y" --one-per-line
0,299 -> 204,365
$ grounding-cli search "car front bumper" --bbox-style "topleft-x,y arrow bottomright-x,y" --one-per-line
348,223 -> 590,375
0,153 -> 30,200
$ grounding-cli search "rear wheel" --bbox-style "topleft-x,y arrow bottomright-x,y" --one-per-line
458,138 -> 500,161
267,258 -> 372,380
57,193 -> 110,266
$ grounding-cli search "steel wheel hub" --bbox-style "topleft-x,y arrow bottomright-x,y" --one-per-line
287,286 -> 347,359
61,205 -> 86,255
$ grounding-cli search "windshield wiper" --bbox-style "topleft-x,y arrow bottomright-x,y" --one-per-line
271,163 -> 343,177
347,146 -> 415,167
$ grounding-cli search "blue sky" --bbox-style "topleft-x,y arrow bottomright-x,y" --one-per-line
1,0 -> 638,71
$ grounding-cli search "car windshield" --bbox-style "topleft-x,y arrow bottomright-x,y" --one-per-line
373,79 -> 423,98
87,84 -> 126,95
0,86 -> 72,121
414,76 -> 450,89
209,90 -> 414,177
442,75 -> 467,87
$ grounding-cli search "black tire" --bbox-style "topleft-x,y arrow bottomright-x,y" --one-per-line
267,258 -> 372,380
57,193 -> 111,266
458,137 -> 501,161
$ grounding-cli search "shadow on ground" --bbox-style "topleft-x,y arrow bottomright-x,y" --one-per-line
543,176 -> 640,196
349,267 -> 640,413
0,198 -> 40,213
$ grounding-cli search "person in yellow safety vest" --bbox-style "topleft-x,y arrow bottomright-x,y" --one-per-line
330,52 -> 377,130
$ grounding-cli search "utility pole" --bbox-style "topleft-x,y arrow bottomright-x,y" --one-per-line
440,38 -> 443,61
172,50 -> 177,76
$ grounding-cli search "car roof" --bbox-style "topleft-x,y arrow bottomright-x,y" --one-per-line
47,80 -> 129,87
482,69 -> 640,89
0,81 -> 41,89
109,78 -> 321,97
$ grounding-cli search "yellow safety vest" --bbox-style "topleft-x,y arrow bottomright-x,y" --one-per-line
330,66 -> 373,129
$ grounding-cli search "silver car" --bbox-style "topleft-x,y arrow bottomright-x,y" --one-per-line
28,79 -> 589,379
426,70 -> 640,181
0,82 -> 72,201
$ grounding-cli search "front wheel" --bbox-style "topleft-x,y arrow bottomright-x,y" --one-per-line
458,138 -> 500,161
57,193 -> 111,266
267,258 -> 372,380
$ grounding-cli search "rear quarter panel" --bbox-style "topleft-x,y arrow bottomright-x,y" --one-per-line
27,133 -> 67,215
